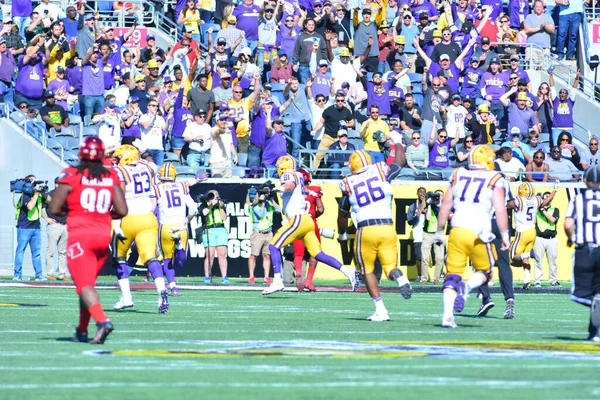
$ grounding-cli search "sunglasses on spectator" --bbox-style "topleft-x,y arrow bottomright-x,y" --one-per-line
591,143 -> 599,146
316,98 -> 326,103
335,98 -> 345,103
182,43 -> 190,47
371,111 -> 379,115
148,104 -> 158,107
233,90 -> 243,93
404,15 -> 411,19
389,122 -> 398,125
432,84 -> 441,87
559,91 -> 568,95
439,135 -> 447,138
465,139 -> 473,143
534,156 -> 544,159
149,68 -> 158,71
286,18 -> 294,22
560,138 -> 569,142
19,104 -> 28,109
501,19 -> 509,23
442,32 -> 451,36
510,76 -> 518,80
412,136 -> 420,140
402,7 -> 411,11
551,150 -> 561,153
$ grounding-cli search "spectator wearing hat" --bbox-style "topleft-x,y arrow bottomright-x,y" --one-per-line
501,127 -> 534,165
228,71 -> 261,152
93,101 -> 122,149
501,53 -> 531,90
396,9 -> 419,71
418,68 -> 445,139
377,20 -> 394,73
278,8 -> 304,57
258,2 -> 281,51
430,26 -> 462,64
480,55 -> 507,130
139,99 -> 167,166
358,70 -> 401,118
466,103 -> 497,145
330,4 -> 351,48
524,1 -> 555,65
327,129 -> 356,178
510,78 -> 539,114
206,37 -> 233,71
214,71 -> 234,105
216,14 -> 248,58
248,96 -> 292,168
263,115 -> 288,176
144,58 -> 164,93
2,20 -> 25,58
121,96 -> 143,145
556,0 -> 583,61
293,18 -> 328,84
0,37 -> 16,103
386,35 -> 408,71
80,43 -> 106,118
313,1 -> 335,37
46,66 -> 71,111
459,56 -> 484,101
183,109 -> 212,170
233,0 -> 262,52
546,145 -> 580,181
472,36 -> 498,72
500,86 -> 540,147
474,5 -> 498,40
15,42 -> 47,112
77,10 -> 98,60
352,8 -> 379,72
445,94 -> 469,139
209,112 -> 238,178
171,26 -> 200,65
330,47 -> 359,92
39,90 -> 70,132
311,58 -> 333,97
549,69 -> 580,145
141,34 -> 166,64
271,49 -> 294,84
178,0 -> 203,44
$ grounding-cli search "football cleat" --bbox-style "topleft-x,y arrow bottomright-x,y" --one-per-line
296,276 -> 305,292
591,295 -> 600,339
530,250 -> 540,263
442,317 -> 458,328
113,296 -> 134,311
73,329 -> 88,343
397,273 -> 413,299
170,287 -> 180,297
367,311 -> 390,322
159,290 -> 169,314
90,321 -> 114,345
348,269 -> 359,292
477,299 -> 495,317
262,280 -> 285,295
587,335 -> 600,343
522,282 -> 531,290
550,281 -> 561,287
504,299 -> 515,320
454,281 -> 469,313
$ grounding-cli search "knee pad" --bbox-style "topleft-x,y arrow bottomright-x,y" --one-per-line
116,257 -> 127,264
443,274 -> 462,291
144,258 -> 159,267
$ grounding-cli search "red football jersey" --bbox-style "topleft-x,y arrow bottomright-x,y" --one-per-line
58,167 -> 120,234
304,185 -> 323,222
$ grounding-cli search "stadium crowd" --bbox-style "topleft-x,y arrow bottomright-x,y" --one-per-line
0,0 -> 595,181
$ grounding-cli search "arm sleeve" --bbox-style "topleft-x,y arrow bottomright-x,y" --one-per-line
387,162 -> 401,181
339,195 -> 351,213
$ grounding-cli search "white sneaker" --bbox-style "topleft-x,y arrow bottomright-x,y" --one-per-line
114,296 -> 134,311
442,316 -> 458,328
342,267 -> 359,291
262,280 -> 285,295
171,231 -> 181,242
367,311 -> 390,321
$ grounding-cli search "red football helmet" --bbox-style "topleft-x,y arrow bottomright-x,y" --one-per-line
79,136 -> 105,161
296,168 -> 311,185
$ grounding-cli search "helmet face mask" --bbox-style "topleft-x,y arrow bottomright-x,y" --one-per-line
518,182 -> 534,198
114,144 -> 140,166
276,155 -> 296,177
349,150 -> 372,174
468,145 -> 495,171
158,162 -> 177,181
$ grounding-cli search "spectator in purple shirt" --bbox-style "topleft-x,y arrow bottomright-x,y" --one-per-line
102,22 -> 138,68
412,0 -> 439,22
15,44 -> 47,111
81,43 -> 106,119
46,66 -> 71,112
0,37 -> 16,103
11,0 -> 33,38
262,116 -> 288,177
480,56 -> 507,132
509,0 -> 530,29
549,69 -> 580,145
233,0 -> 261,52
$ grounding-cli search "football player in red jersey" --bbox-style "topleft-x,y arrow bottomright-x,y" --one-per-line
48,137 -> 128,345
292,168 -> 324,292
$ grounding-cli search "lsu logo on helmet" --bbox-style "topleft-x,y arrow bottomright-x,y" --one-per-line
276,155 -> 296,177
114,144 -> 140,166
158,163 -> 177,181
349,150 -> 372,174
518,182 -> 534,198
468,145 -> 495,171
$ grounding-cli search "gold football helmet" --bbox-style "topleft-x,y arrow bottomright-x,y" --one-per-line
518,182 -> 534,198
158,162 -> 177,181
349,150 -> 372,174
468,145 -> 496,171
114,144 -> 140,166
276,155 -> 296,177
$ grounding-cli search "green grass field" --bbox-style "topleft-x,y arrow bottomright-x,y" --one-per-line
1,281 -> 598,400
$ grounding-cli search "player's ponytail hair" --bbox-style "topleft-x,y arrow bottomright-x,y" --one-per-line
77,160 -> 111,181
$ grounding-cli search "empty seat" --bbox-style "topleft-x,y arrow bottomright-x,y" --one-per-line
176,166 -> 197,178
539,133 -> 551,144
164,152 -> 180,162
56,136 -> 80,151
237,153 -> 248,167
82,126 -> 98,137
348,138 -> 364,150
232,167 -> 246,177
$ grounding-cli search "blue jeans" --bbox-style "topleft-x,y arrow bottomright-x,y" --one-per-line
290,120 -> 312,160
14,227 -> 42,278
148,149 -> 164,166
490,100 -> 505,132
186,151 -> 209,170
0,81 -> 14,104
247,144 -> 263,167
367,151 -> 385,164
14,92 -> 43,112
246,40 -> 258,54
557,12 -> 582,58
12,16 -> 30,39
82,95 -> 104,119
298,65 -> 311,84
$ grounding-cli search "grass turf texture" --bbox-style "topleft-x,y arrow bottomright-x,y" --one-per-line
0,286 -> 598,400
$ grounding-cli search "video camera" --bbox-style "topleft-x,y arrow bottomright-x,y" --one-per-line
197,191 -> 227,205
425,191 -> 441,206
249,180 -> 277,202
10,179 -> 48,195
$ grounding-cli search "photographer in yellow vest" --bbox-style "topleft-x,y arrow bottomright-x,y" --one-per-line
533,191 -> 560,287
200,190 -> 229,284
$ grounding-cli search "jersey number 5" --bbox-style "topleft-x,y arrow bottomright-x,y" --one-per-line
354,176 -> 385,207
80,188 -> 112,213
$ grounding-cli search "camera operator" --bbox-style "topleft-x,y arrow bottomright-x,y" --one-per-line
421,189 -> 445,285
246,183 -> 281,284
42,177 -> 68,281
200,190 -> 229,284
407,187 -> 426,283
12,175 -> 49,281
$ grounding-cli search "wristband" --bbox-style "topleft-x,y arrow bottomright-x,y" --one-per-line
501,231 -> 509,243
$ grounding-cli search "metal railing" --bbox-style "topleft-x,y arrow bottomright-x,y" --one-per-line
81,0 -> 155,28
